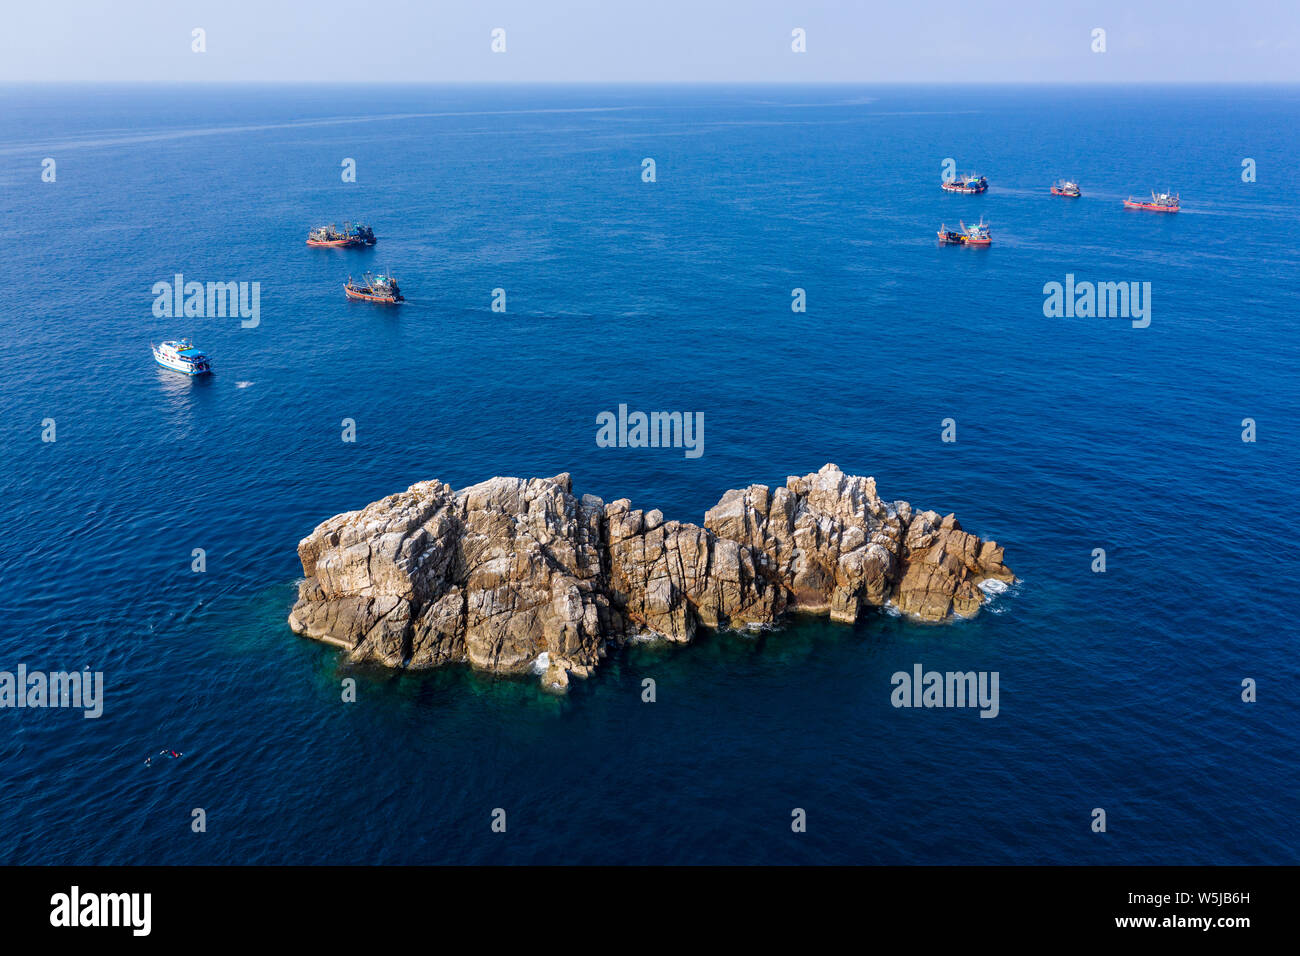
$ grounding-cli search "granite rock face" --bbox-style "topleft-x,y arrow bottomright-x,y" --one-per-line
702,466 -> 1014,624
288,464 -> 1014,690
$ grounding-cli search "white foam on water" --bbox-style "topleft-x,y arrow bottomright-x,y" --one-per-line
978,578 -> 1017,614
235,381 -> 254,388
530,651 -> 550,674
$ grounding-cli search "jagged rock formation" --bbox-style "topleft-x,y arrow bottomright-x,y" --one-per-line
288,464 -> 1014,690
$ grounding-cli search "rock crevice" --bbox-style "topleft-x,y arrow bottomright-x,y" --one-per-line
288,464 -> 1014,689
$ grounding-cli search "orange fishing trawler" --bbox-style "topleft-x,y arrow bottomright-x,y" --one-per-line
1051,180 -> 1081,197
1124,190 -> 1179,212
344,271 -> 404,304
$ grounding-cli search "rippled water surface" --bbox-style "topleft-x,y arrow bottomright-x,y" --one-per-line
1,84 -> 1297,864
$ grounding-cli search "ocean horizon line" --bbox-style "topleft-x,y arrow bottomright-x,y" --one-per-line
7,79 -> 1300,88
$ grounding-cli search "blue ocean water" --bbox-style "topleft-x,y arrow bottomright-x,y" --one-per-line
1,84 -> 1297,865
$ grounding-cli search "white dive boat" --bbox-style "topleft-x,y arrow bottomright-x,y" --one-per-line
152,339 -> 212,375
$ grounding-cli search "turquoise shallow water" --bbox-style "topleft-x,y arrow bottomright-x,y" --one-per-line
1,83 -> 1297,864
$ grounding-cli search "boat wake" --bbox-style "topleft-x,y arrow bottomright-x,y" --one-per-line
0,107 -> 629,157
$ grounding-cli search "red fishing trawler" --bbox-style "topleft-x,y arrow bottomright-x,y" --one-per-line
1123,190 -> 1180,212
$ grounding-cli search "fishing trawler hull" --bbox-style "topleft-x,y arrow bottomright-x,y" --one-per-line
1123,199 -> 1178,212
937,232 -> 991,246
941,183 -> 988,194
307,238 -> 364,247
1051,187 -> 1081,197
344,285 -> 403,304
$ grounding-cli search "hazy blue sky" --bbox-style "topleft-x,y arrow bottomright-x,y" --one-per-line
6,0 -> 1299,83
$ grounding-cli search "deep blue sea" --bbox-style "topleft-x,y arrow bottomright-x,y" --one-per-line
1,84 -> 1297,865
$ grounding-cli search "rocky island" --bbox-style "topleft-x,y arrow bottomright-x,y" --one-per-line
288,464 -> 1014,690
